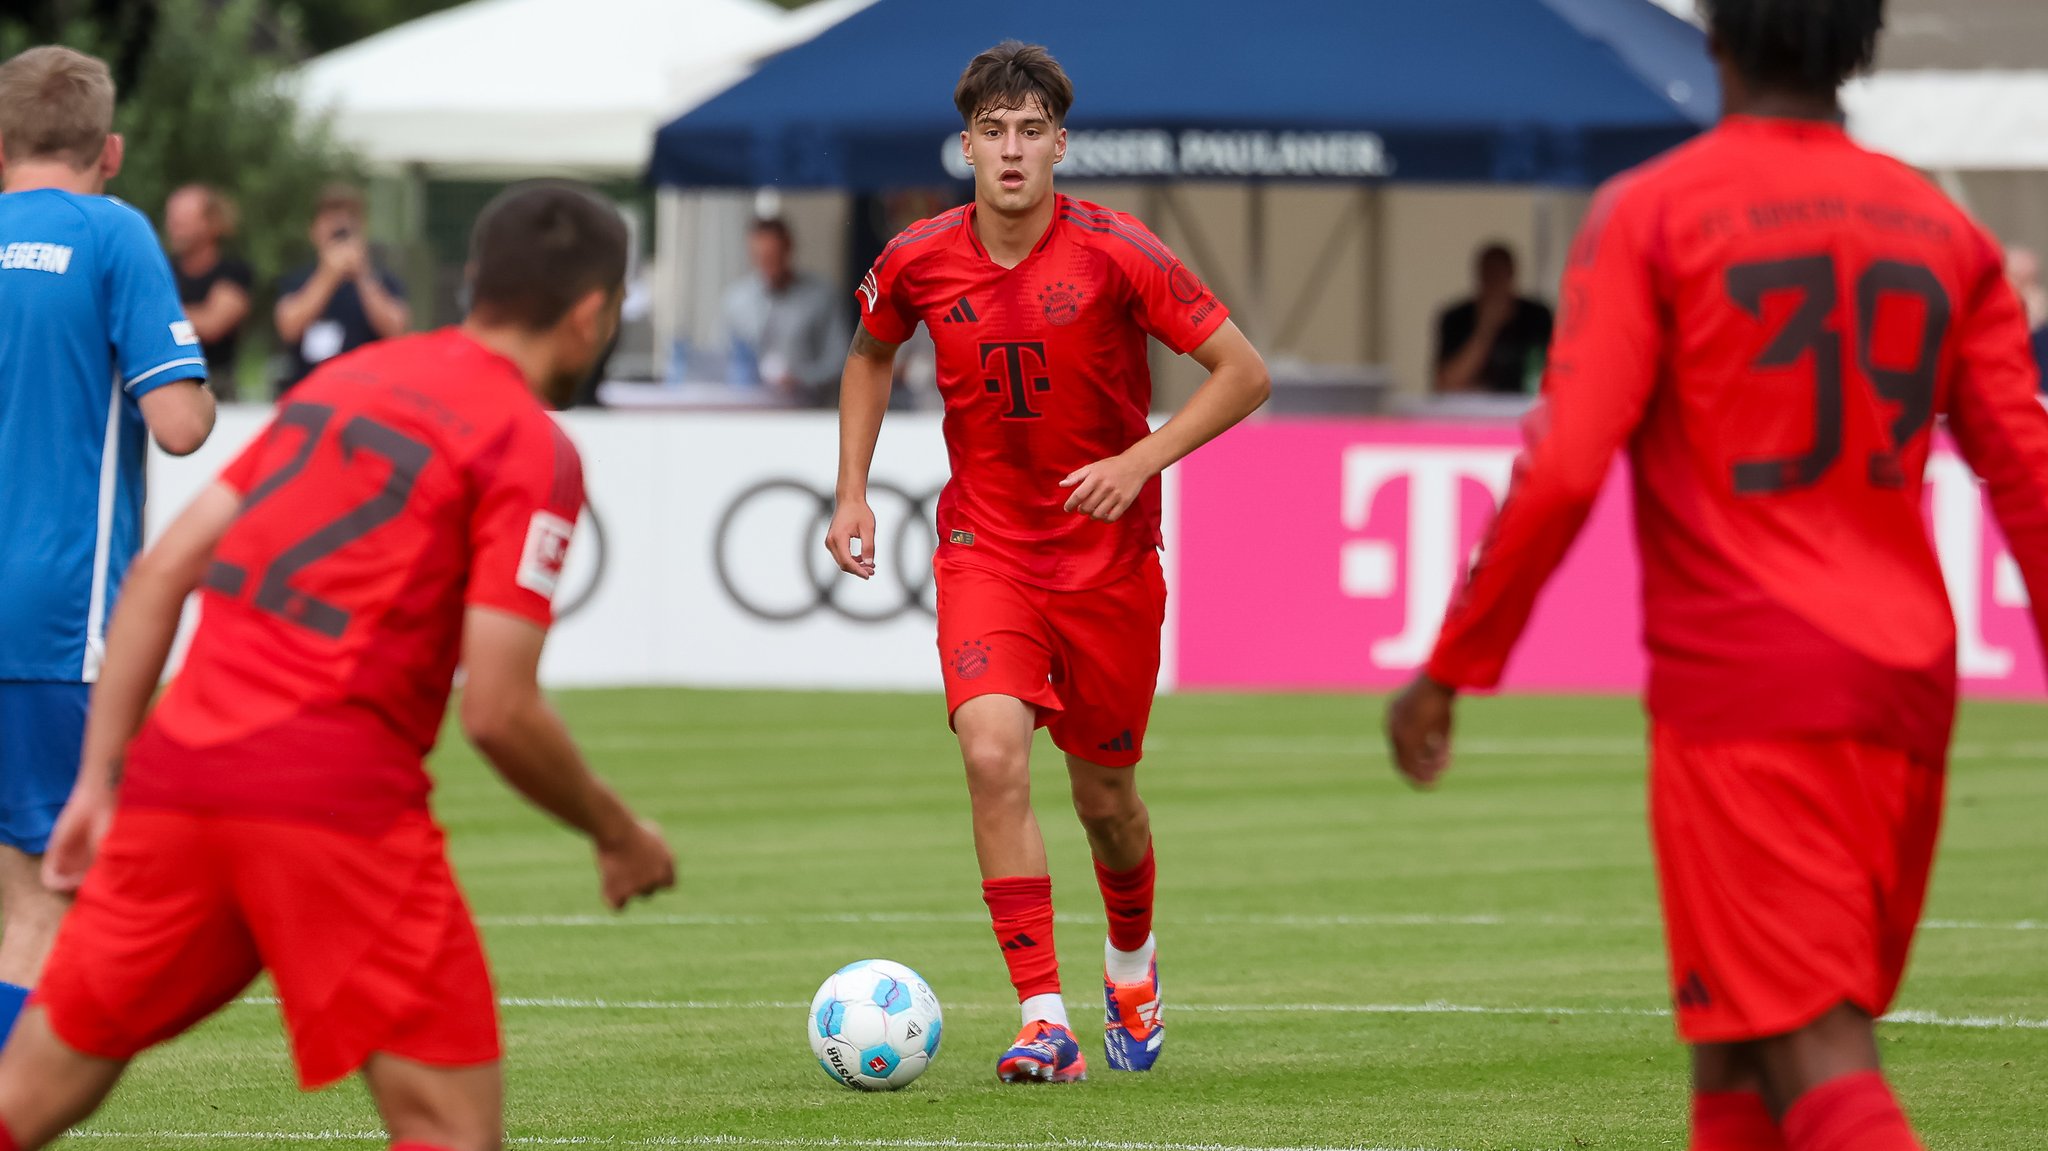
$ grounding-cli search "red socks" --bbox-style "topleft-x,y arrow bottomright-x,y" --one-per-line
1094,842 -> 1156,952
1783,1073 -> 1924,1151
0,1116 -> 18,1151
1693,1091 -> 1786,1150
983,876 -> 1059,1000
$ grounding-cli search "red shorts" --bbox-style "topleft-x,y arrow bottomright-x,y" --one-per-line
934,551 -> 1166,768
36,807 -> 499,1089
1649,724 -> 1945,1044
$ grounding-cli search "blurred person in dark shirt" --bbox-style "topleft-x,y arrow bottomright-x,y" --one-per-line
272,184 -> 408,396
1434,242 -> 1554,395
165,184 -> 252,399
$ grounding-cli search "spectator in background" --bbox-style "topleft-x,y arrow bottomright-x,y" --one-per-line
722,216 -> 847,406
164,184 -> 252,400
1434,242 -> 1554,394
2005,246 -> 2048,389
273,184 -> 407,396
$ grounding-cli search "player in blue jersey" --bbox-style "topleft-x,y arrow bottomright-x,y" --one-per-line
0,46 -> 216,1043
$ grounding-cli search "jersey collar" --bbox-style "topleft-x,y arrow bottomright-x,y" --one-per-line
1718,114 -> 1850,142
963,194 -> 1067,268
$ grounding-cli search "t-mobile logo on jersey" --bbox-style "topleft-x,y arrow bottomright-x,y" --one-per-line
979,341 -> 1051,420
1338,445 -> 1516,669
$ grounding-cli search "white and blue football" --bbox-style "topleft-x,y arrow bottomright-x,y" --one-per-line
807,959 -> 943,1090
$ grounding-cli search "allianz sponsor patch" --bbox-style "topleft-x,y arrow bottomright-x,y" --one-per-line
516,510 -> 575,599
170,320 -> 199,346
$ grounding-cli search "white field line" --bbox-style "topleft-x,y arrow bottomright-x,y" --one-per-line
577,733 -> 2048,762
73,1135 -> 1474,1151
472,911 -> 2045,932
227,995 -> 2048,1031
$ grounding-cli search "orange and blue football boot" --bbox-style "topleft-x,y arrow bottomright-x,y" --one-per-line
1103,957 -> 1164,1071
996,1019 -> 1087,1083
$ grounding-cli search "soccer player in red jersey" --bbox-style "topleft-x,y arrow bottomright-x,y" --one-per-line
826,43 -> 1270,1082
1386,4 -> 2048,1150
0,183 -> 677,1151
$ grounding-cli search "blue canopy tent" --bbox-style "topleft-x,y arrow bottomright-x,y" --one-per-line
645,0 -> 1716,395
651,0 -> 1716,190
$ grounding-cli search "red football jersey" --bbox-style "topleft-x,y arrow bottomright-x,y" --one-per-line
123,329 -> 584,831
858,195 -> 1228,590
1428,117 -> 2048,758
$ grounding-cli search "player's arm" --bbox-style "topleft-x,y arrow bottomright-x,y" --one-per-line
137,380 -> 216,456
1386,185 -> 1660,788
1061,320 -> 1271,521
1945,234 -> 2048,652
44,482 -> 242,891
184,278 -> 251,344
106,209 -> 215,454
460,607 -> 675,910
826,258 -> 910,577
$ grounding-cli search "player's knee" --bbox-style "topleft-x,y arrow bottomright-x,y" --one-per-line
959,733 -> 1030,798
1070,779 -> 1142,837
2,884 -> 68,931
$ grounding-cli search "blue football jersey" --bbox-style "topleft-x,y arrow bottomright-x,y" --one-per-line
0,189 -> 207,682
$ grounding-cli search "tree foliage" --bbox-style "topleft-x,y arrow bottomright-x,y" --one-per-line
2,0 -> 360,295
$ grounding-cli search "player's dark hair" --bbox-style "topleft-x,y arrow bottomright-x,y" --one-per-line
467,180 -> 628,331
749,216 -> 792,246
1477,243 -> 1516,271
954,41 -> 1074,128
1700,0 -> 1885,98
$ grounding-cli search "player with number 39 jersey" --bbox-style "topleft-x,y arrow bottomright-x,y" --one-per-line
1386,4 -> 2048,1150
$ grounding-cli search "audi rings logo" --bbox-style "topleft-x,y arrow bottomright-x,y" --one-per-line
713,479 -> 941,623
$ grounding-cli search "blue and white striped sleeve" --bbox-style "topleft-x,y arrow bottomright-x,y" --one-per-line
102,203 -> 207,396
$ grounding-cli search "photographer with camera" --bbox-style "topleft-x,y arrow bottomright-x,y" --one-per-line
272,184 -> 408,397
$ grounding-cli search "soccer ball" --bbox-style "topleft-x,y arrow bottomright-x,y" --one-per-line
808,959 -> 943,1090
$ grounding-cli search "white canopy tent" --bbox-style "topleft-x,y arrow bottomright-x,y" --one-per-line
295,0 -> 864,177
1845,72 -> 2048,172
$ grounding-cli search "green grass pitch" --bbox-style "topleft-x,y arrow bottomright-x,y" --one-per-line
72,690 -> 2048,1149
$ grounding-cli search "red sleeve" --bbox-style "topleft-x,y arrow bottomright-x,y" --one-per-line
855,243 -> 919,345
217,424 -> 272,494
1426,179 -> 1663,689
1944,225 -> 2048,655
1108,214 -> 1229,355
465,417 -> 584,628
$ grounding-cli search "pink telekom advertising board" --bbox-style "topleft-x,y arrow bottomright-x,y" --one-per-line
1173,420 -> 2043,698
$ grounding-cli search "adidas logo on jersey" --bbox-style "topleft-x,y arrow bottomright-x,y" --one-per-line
1097,730 -> 1134,753
941,298 -> 978,324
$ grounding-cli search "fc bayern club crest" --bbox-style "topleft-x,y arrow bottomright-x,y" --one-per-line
1038,281 -> 1084,326
951,639 -> 992,681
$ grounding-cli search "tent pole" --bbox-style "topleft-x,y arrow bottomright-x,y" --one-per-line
1247,181 -> 1267,341
1364,183 -> 1385,369
652,188 -> 685,384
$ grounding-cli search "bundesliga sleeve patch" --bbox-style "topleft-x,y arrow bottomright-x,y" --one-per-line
516,510 -> 576,600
